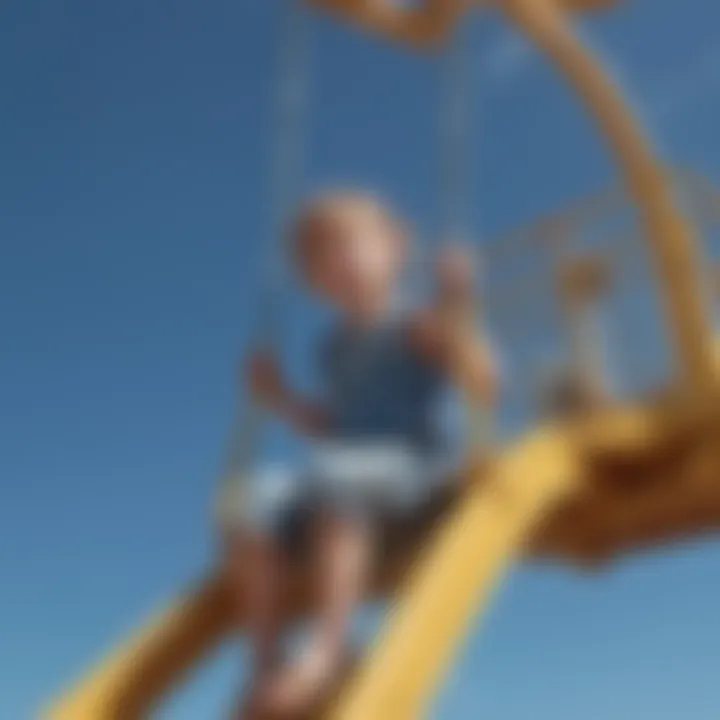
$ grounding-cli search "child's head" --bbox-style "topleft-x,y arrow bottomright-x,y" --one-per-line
292,191 -> 408,318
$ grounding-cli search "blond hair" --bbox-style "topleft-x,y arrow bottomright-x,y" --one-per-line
291,190 -> 407,274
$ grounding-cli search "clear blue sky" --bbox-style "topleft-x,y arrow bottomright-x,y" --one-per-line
2,1 -> 720,718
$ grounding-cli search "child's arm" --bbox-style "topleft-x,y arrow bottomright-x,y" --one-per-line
410,247 -> 499,406
246,353 -> 330,436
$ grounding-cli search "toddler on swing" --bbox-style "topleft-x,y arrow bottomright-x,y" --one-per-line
225,190 -> 498,718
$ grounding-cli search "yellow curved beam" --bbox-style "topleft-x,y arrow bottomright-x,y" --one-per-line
45,577 -> 234,720
329,428 -> 578,719
308,0 -> 616,49
308,0 -> 464,47
499,0 -> 716,399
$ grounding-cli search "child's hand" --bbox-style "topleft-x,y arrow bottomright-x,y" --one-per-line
246,352 -> 287,409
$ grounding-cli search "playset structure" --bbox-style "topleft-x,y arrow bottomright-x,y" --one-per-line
46,1 -> 720,718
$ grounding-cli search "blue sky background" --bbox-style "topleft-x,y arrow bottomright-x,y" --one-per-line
2,1 -> 720,718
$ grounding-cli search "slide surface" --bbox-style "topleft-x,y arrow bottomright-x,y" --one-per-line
46,577 -> 234,720
330,428 -> 577,719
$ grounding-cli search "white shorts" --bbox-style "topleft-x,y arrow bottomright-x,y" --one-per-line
219,441 -> 459,538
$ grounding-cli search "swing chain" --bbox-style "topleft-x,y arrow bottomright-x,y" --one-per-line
440,21 -> 498,455
218,0 -> 311,520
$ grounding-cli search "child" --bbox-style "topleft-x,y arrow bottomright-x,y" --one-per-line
226,191 -> 497,718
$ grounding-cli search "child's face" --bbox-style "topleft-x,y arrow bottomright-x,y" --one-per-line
301,203 -> 406,317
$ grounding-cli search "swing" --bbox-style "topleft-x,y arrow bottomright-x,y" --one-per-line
46,1 -> 720,718
216,0 -> 489,526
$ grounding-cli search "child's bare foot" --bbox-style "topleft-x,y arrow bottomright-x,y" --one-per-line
259,643 -> 353,717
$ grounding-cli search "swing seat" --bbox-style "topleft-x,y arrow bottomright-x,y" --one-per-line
308,0 -> 620,49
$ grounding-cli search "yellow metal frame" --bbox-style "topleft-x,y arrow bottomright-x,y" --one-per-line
330,428 -> 580,719
46,578 -> 234,719
308,0 -> 465,48
308,0 -> 618,48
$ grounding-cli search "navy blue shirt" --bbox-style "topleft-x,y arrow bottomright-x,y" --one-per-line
321,315 -> 447,450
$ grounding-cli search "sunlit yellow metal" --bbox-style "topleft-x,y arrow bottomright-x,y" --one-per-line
45,578 -> 233,720
330,394 -> 720,718
307,0 -> 464,47
307,0 -> 617,48
329,428 -> 580,720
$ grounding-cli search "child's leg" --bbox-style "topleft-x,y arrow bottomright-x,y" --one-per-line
225,528 -> 289,719
262,512 -> 372,714
224,466 -> 304,675
312,511 -> 372,660
227,530 -> 288,671
226,530 -> 285,715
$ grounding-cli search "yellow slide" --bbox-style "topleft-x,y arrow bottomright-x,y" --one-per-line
330,427 -> 578,719
46,577 -> 235,719
46,427 -> 577,719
